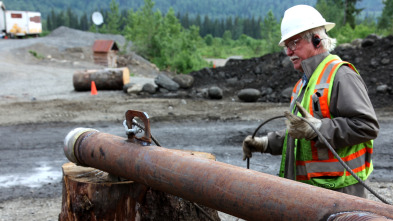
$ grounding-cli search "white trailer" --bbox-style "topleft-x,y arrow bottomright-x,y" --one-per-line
5,11 -> 42,36
0,1 -> 42,37
0,2 -> 5,34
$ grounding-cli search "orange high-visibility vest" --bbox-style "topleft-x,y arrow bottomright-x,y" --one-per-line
280,54 -> 373,189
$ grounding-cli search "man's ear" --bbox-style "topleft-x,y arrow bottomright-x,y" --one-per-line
312,34 -> 321,48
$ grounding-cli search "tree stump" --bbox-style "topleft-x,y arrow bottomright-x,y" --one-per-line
59,151 -> 221,221
73,67 -> 130,91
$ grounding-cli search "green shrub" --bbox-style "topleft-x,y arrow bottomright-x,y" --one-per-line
28,50 -> 44,59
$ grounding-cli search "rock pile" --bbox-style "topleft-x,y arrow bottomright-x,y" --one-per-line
122,34 -> 393,107
189,34 -> 393,107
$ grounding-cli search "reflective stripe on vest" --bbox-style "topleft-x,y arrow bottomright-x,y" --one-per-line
287,54 -> 373,187
296,146 -> 373,180
290,79 -> 303,111
310,60 -> 357,120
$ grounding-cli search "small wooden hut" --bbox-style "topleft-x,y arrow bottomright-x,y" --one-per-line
92,40 -> 119,68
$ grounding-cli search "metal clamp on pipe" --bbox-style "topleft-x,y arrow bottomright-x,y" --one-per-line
125,110 -> 152,144
64,110 -> 152,166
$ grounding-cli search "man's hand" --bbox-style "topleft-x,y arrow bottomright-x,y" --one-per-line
242,135 -> 268,161
284,101 -> 322,140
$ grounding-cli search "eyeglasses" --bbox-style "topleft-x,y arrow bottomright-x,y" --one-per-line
284,37 -> 303,51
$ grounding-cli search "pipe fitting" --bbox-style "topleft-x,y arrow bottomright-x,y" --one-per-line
63,127 -> 98,164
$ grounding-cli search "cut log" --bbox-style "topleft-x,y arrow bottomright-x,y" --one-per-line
59,162 -> 146,220
73,67 -> 130,91
59,150 -> 220,221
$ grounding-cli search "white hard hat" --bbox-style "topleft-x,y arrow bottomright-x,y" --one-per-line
278,5 -> 335,46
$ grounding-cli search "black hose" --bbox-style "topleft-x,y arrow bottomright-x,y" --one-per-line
251,115 -> 390,205
252,115 -> 285,139
246,115 -> 285,169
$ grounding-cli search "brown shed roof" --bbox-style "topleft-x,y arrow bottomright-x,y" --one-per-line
92,40 -> 119,52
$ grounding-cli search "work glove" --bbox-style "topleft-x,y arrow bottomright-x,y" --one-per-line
284,101 -> 322,140
242,135 -> 268,161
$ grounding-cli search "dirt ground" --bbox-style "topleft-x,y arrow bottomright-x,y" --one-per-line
0,28 -> 392,220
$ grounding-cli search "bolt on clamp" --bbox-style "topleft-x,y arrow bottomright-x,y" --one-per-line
123,120 -> 142,135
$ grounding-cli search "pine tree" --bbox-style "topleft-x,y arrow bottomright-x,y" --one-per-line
225,17 -> 233,38
79,12 -> 89,31
219,19 -> 225,37
56,11 -> 66,29
343,0 -> 363,29
66,7 -> 79,29
316,0 -> 344,37
195,14 -> 201,29
316,0 -> 344,27
378,0 -> 393,31
181,12 -> 190,29
223,30 -> 232,44
49,9 -> 57,30
243,18 -> 251,37
212,18 -> 220,37
119,9 -> 128,30
261,10 -> 281,53
124,0 -> 162,58
255,16 -> 262,39
201,15 -> 211,37
46,13 -> 52,31
232,16 -> 242,40
105,0 -> 121,34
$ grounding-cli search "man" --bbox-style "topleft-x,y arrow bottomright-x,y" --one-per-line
242,5 -> 379,198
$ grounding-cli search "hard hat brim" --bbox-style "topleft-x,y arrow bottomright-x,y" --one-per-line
278,22 -> 335,47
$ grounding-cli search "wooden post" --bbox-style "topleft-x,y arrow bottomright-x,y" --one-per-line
59,151 -> 220,221
73,67 -> 130,91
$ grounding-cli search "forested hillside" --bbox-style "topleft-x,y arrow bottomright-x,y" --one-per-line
3,0 -> 391,74
2,0 -> 384,20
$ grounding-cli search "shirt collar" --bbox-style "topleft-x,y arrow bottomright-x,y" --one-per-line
301,52 -> 330,80
301,74 -> 308,87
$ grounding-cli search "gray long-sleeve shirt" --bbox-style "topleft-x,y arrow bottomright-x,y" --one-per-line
266,52 -> 379,181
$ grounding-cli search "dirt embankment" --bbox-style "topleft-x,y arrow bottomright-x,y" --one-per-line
189,34 -> 393,108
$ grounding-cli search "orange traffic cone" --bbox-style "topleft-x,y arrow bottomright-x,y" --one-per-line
91,81 -> 97,95
213,62 -> 216,68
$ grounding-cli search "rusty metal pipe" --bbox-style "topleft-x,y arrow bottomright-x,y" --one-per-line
64,128 -> 393,221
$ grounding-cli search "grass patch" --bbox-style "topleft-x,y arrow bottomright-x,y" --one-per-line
29,50 -> 45,59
